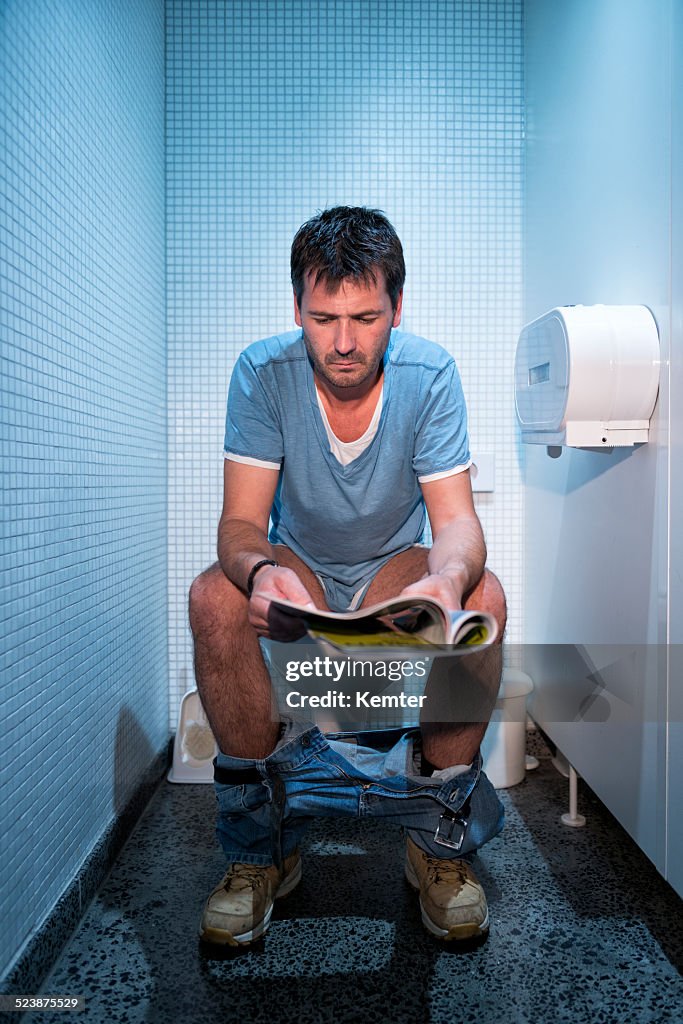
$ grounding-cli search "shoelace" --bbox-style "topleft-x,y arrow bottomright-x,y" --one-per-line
423,857 -> 471,890
222,864 -> 271,892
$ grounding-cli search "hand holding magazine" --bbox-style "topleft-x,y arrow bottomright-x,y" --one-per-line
269,593 -> 497,659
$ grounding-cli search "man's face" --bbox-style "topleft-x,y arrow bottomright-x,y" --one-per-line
294,270 -> 402,392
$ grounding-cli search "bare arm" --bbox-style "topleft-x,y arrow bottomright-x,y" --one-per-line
218,459 -> 278,588
219,460 -> 316,635
400,469 -> 486,611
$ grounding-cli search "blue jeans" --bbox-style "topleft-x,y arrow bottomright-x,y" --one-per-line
214,718 -> 505,865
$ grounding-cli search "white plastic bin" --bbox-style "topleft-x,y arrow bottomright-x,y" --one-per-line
480,668 -> 534,788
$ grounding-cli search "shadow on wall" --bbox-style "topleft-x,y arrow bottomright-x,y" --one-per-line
114,707 -> 156,817
516,443 -> 635,493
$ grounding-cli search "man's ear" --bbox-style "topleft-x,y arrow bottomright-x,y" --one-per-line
293,290 -> 302,326
392,289 -> 403,327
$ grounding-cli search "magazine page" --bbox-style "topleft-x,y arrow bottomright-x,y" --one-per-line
270,594 -> 450,646
270,596 -> 497,651
447,610 -> 498,647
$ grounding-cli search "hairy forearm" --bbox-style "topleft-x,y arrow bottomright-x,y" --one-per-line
217,516 -> 276,593
428,516 -> 486,602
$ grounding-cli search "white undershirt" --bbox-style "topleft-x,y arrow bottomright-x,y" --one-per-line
316,386 -> 383,466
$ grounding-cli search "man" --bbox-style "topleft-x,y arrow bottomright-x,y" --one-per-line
189,206 -> 507,948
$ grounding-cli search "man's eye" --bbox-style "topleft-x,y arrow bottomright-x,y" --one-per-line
357,317 -> 377,325
313,317 -> 332,324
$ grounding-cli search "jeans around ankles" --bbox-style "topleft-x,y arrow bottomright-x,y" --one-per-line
214,718 -> 505,866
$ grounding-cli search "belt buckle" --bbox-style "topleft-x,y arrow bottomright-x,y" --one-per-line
434,810 -> 468,852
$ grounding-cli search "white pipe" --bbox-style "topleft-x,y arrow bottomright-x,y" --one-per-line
561,764 -> 586,827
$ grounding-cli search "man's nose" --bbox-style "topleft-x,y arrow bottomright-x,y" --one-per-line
333,321 -> 357,355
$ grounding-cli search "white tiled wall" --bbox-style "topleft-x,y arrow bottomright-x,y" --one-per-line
0,0 -> 167,980
167,0 -> 525,723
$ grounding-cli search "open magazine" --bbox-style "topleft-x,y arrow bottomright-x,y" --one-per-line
270,594 -> 497,659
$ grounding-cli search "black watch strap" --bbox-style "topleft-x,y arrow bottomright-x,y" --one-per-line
246,558 -> 278,596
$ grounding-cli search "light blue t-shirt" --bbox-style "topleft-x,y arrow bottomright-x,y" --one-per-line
224,329 -> 471,602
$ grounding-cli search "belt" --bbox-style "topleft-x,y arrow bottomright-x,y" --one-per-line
213,761 -> 263,785
433,794 -> 472,852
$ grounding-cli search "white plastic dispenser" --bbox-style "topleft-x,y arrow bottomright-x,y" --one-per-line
515,304 -> 660,447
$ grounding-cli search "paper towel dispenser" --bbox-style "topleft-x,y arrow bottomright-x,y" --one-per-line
515,304 -> 660,447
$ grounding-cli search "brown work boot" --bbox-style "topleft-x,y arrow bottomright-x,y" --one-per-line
405,836 -> 489,941
199,850 -> 302,946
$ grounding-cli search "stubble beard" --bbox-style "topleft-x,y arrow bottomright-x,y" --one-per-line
302,326 -> 391,390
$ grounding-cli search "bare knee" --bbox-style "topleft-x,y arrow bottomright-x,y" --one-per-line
464,568 -> 507,640
188,563 -> 246,635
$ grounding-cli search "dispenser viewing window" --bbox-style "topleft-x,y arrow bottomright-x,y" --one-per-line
514,304 -> 660,447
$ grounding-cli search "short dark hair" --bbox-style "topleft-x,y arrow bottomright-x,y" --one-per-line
291,206 -> 405,311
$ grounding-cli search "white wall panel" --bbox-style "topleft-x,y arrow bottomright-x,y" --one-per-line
523,0 -> 673,882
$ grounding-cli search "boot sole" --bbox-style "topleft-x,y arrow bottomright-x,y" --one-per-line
199,857 -> 303,947
405,858 -> 489,942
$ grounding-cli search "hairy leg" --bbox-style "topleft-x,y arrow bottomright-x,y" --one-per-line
420,570 -> 506,768
188,548 -> 327,759
360,548 -> 507,769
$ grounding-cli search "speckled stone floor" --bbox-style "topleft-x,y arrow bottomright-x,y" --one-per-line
36,734 -> 682,1024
